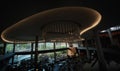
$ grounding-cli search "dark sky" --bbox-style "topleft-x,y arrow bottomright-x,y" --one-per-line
0,0 -> 119,36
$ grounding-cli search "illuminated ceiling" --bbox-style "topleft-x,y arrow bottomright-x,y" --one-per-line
0,0 -> 119,42
1,7 -> 101,43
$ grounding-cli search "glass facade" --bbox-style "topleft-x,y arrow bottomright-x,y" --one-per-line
15,43 -> 31,52
5,44 -> 13,53
55,42 -> 66,49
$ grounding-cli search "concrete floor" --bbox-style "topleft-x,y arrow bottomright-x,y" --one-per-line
83,60 -> 120,71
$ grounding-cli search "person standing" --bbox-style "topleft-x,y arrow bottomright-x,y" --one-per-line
67,43 -> 78,58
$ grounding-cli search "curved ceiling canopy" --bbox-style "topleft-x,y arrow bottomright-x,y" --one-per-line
1,7 -> 101,43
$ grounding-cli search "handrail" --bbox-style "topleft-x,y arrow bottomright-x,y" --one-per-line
14,47 -> 97,55
0,53 -> 15,62
77,47 -> 96,50
15,48 -> 68,55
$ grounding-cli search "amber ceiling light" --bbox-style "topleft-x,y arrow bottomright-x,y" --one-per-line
1,7 -> 101,43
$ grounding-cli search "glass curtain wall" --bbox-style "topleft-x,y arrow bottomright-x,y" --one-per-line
5,44 -> 14,53
5,42 -> 76,64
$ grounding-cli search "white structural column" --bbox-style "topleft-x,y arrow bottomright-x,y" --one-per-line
94,30 -> 107,71
107,29 -> 114,45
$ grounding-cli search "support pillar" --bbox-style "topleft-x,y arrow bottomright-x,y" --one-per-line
94,30 -> 107,71
84,40 -> 90,61
53,42 -> 56,63
12,43 -> 15,65
66,42 -> 67,48
107,29 -> 114,45
35,36 -> 38,71
31,43 -> 34,61
86,46 -> 90,62
3,42 -> 6,55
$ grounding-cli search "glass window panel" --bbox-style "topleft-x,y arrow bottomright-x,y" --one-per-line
5,44 -> 13,53
0,43 -> 4,47
73,43 -> 78,47
46,42 -> 53,49
55,42 -> 67,49
15,43 -> 31,52
38,43 -> 45,50
37,42 -> 53,51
